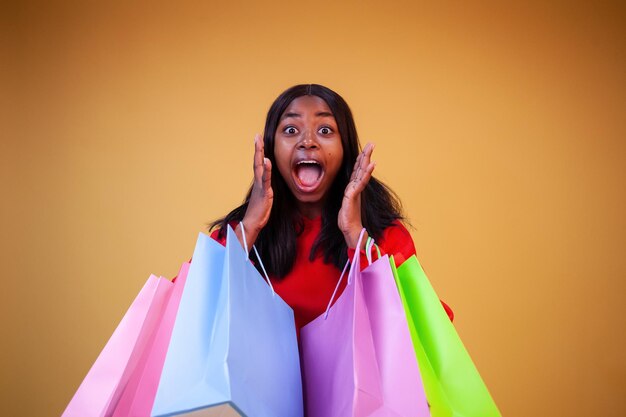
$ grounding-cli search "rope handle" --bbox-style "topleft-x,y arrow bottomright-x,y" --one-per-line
239,221 -> 275,295
324,228 -> 367,319
365,236 -> 382,265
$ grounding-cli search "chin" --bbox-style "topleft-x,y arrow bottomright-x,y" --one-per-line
290,188 -> 328,212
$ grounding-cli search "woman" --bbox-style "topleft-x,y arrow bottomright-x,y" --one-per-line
210,84 -> 450,329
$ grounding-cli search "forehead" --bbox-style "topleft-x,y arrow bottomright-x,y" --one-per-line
281,95 -> 334,119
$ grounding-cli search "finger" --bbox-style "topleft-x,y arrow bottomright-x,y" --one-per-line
358,144 -> 372,177
262,157 -> 272,190
350,152 -> 364,181
351,157 -> 365,185
350,151 -> 364,182
253,133 -> 265,181
362,142 -> 374,165
351,161 -> 376,194
354,143 -> 374,179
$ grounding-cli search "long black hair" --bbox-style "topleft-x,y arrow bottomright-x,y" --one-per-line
209,84 -> 404,278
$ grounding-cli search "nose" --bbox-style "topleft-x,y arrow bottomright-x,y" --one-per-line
297,129 -> 319,149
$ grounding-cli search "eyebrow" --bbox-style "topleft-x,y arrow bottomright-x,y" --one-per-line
281,111 -> 335,119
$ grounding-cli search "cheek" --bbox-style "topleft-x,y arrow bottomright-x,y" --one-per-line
325,139 -> 343,159
327,149 -> 344,177
274,143 -> 292,178
331,144 -> 344,167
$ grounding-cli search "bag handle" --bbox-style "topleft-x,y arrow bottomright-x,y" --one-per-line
324,260 -> 350,319
323,228 -> 367,319
239,221 -> 275,296
365,236 -> 382,266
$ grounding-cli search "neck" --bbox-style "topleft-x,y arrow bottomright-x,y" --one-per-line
296,201 -> 323,219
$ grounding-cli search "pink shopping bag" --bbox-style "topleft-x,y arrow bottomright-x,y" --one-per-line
112,262 -> 190,417
361,253 -> 430,415
63,275 -> 173,417
300,229 -> 429,417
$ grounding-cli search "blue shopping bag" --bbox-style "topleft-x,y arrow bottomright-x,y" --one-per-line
152,226 -> 303,417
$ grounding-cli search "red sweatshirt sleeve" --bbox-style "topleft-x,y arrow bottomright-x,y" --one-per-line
346,221 -> 416,270
210,227 -> 227,246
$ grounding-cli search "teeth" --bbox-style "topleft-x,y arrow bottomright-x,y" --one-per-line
297,160 -> 320,165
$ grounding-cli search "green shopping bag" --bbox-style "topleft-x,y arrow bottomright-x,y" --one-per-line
390,255 -> 501,417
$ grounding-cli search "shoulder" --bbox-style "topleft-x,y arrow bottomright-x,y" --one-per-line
379,220 -> 414,244
373,220 -> 416,265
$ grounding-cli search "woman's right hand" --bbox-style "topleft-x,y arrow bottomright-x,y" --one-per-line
237,134 -> 273,251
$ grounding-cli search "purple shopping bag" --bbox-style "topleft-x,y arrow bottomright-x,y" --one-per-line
112,262 -> 190,417
300,229 -> 429,417
63,275 -> 173,417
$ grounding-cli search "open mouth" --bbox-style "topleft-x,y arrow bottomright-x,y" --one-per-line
294,160 -> 324,190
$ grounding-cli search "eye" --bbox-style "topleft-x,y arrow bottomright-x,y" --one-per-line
283,125 -> 298,135
318,126 -> 333,135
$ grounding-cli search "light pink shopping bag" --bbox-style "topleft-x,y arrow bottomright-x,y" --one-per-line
112,262 -> 190,417
361,253 -> 430,415
63,275 -> 173,417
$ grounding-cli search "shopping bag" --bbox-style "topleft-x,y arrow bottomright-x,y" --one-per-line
112,261 -> 191,417
392,255 -> 501,417
152,226 -> 303,417
389,257 -> 452,417
63,275 -> 173,417
300,229 -> 429,417
361,252 -> 430,415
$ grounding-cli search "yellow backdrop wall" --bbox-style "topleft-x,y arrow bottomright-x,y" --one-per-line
2,1 -> 625,416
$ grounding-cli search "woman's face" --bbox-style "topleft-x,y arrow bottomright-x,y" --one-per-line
274,95 -> 344,218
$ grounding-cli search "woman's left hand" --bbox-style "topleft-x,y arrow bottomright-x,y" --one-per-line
338,142 -> 376,249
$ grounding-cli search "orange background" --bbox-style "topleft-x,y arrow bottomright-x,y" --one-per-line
2,1 -> 625,416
